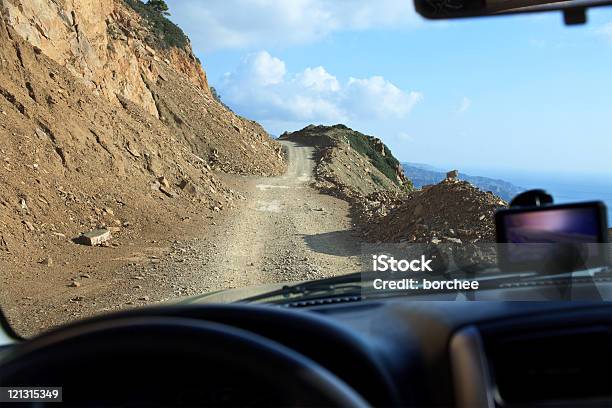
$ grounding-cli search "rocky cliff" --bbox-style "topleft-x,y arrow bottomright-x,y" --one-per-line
2,0 -> 209,118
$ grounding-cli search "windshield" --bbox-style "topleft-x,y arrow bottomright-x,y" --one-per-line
0,0 -> 611,337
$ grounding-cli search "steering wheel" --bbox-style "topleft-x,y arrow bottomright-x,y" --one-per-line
0,316 -> 370,407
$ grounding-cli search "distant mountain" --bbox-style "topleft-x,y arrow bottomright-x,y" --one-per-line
404,162 -> 444,172
402,163 -> 524,201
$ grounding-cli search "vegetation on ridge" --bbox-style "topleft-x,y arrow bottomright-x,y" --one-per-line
343,128 -> 408,188
123,0 -> 188,50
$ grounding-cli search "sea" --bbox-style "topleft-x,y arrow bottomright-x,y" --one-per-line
474,170 -> 612,226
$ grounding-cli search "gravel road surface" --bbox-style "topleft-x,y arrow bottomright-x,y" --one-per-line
163,140 -> 364,293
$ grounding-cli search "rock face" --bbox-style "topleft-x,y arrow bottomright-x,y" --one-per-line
2,0 -> 209,118
0,0 -> 285,177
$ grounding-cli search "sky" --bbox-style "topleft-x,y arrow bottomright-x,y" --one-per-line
165,0 -> 612,180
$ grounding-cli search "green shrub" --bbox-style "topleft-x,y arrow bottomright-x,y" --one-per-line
123,0 -> 188,50
370,173 -> 386,188
147,0 -> 169,15
346,131 -> 402,186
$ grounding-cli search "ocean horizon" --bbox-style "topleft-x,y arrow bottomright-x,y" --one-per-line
466,169 -> 612,225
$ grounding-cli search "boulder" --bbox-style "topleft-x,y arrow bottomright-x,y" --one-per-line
179,179 -> 198,195
74,229 -> 112,246
158,176 -> 170,189
446,170 -> 459,180
159,186 -> 177,198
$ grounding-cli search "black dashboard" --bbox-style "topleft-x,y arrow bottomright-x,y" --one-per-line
312,300 -> 612,407
0,300 -> 611,407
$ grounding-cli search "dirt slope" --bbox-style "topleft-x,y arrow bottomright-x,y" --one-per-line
0,5 -> 284,249
360,178 -> 507,244
0,0 -> 286,332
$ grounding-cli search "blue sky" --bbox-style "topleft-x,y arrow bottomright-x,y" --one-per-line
166,1 -> 612,179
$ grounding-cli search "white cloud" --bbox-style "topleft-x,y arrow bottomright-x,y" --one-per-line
297,67 -> 340,93
457,96 -> 471,114
166,0 -> 417,52
346,76 -> 423,119
217,51 -> 422,132
227,51 -> 286,86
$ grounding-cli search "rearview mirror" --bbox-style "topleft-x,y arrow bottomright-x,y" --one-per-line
414,0 -> 612,25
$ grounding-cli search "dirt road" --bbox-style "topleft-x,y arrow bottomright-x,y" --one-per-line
1,141 -> 364,337
163,140 -> 364,293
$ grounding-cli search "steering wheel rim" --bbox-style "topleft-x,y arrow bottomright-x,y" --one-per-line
0,316 -> 370,407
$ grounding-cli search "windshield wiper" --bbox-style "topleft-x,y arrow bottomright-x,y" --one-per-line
241,269 -> 537,302
240,271 -> 364,302
241,265 -> 612,303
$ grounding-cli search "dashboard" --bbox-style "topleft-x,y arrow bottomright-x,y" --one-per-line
0,300 -> 611,407
312,300 -> 612,407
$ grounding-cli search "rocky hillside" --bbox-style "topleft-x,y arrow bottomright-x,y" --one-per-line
280,124 -> 412,199
0,1 -> 284,265
280,125 -> 508,246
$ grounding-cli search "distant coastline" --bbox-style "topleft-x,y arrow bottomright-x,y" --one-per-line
486,171 -> 612,225
401,162 -> 524,202
403,163 -> 612,225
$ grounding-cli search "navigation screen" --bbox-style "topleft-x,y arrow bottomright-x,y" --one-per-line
502,207 -> 602,244
496,202 -> 608,269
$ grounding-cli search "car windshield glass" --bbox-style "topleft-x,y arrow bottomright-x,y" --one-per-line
0,1 -> 611,337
